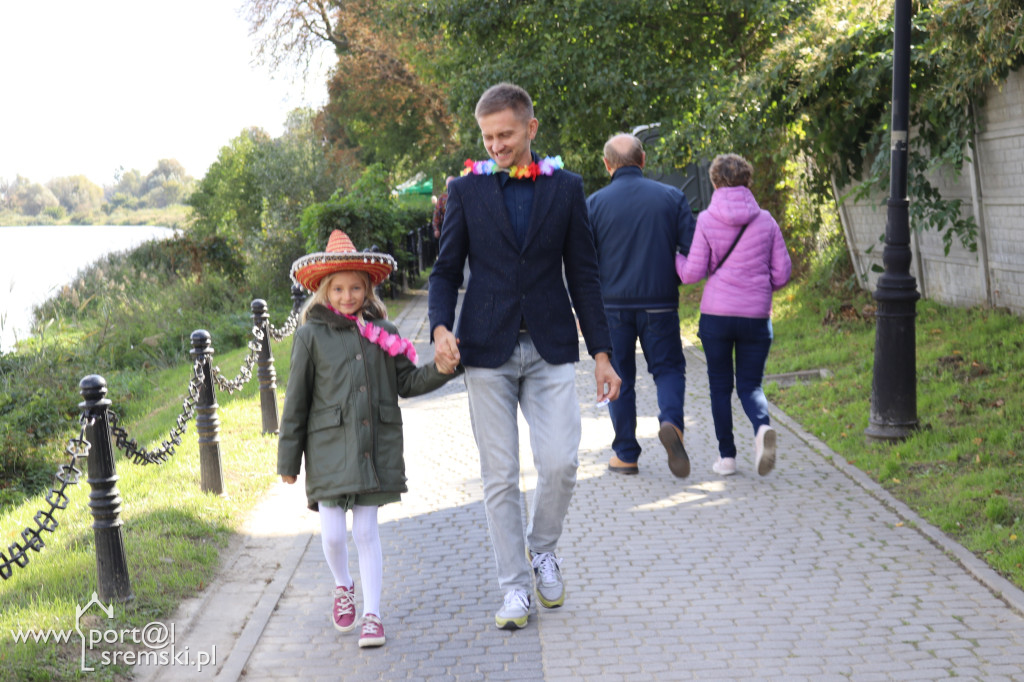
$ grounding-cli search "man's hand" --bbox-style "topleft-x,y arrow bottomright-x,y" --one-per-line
433,325 -> 461,369
281,475 -> 297,484
593,352 -> 621,403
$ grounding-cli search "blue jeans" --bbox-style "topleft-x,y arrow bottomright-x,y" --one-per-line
697,314 -> 773,459
605,308 -> 686,463
463,332 -> 581,593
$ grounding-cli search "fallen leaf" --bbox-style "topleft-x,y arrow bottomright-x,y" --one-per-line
973,437 -> 983,445
930,328 -> 942,334
895,521 -> 904,527
892,478 -> 901,483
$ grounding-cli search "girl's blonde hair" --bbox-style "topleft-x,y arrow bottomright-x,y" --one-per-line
299,270 -> 388,324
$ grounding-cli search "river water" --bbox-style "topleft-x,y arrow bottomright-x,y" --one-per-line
0,224 -> 177,351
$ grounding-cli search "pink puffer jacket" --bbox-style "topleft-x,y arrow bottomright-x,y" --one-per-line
675,185 -> 791,318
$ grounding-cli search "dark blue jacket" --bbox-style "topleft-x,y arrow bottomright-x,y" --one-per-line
428,162 -> 612,368
586,166 -> 696,309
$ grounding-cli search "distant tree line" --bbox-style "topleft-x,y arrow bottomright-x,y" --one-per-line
0,159 -> 196,220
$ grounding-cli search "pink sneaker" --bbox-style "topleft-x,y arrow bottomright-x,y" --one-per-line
332,585 -> 356,632
359,613 -> 386,648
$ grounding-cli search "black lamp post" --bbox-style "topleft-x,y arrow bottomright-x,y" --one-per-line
865,0 -> 920,441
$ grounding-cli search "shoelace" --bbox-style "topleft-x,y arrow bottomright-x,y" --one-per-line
504,590 -> 530,611
531,552 -> 561,584
334,588 -> 355,618
362,614 -> 383,635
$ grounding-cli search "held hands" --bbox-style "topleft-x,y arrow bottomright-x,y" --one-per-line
433,325 -> 461,373
435,355 -> 459,374
594,352 -> 622,404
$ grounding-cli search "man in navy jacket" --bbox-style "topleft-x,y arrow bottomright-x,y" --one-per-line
586,133 -> 696,478
429,83 -> 620,631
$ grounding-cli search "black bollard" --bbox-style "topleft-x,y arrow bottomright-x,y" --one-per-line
190,330 -> 226,495
291,284 -> 308,318
251,299 -> 279,435
79,375 -> 134,603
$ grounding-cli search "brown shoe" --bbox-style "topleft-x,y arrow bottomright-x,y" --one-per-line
608,454 -> 639,475
658,422 -> 690,478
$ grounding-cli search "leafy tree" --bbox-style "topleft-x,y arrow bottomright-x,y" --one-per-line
46,175 -> 104,214
245,0 -> 453,174
409,0 -> 810,188
107,167 -> 144,201
187,128 -> 268,243
13,181 -> 59,216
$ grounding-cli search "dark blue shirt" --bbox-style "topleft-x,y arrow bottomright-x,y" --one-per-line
499,172 -> 534,250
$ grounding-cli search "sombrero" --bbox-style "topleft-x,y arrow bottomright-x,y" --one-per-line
290,230 -> 397,292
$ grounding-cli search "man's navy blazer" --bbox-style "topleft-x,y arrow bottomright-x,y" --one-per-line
428,164 -> 612,369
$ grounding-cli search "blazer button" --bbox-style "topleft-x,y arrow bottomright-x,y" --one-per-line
355,354 -> 362,360
362,419 -> 369,426
363,452 -> 370,458
359,385 -> 366,392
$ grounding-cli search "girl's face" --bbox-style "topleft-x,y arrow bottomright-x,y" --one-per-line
325,271 -> 368,315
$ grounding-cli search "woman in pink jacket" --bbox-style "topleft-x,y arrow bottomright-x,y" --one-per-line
675,154 -> 792,477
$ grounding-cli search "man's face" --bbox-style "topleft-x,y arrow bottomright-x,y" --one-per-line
477,108 -> 538,169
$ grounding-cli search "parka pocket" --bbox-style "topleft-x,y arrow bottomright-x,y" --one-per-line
308,404 -> 343,432
378,403 -> 403,425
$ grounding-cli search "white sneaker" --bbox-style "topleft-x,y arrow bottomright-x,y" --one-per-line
755,424 -> 777,476
712,457 -> 737,476
530,551 -> 565,608
495,589 -> 531,630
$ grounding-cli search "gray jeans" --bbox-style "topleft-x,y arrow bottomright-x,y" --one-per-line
464,332 -> 581,593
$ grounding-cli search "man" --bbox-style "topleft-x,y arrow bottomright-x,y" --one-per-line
586,133 -> 696,478
429,83 -> 621,631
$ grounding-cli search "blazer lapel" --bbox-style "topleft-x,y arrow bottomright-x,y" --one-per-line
524,174 -> 557,249
476,176 -> 519,247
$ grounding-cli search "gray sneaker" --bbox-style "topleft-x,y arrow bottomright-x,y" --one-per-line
530,552 -> 565,608
495,589 -> 531,630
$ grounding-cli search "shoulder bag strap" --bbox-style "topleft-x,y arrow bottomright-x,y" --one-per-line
710,221 -> 750,276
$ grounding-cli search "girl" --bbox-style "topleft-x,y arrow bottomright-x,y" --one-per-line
676,154 -> 792,477
278,230 -> 460,648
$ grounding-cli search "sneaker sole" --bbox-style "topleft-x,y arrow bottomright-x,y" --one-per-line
495,615 -> 529,630
358,636 -> 386,647
658,423 -> 690,478
757,428 -> 777,476
333,620 -> 356,633
536,589 -> 565,608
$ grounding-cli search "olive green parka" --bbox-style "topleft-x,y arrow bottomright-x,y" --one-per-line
277,304 -> 460,510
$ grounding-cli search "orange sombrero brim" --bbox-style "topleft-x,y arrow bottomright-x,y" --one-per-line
291,254 -> 396,292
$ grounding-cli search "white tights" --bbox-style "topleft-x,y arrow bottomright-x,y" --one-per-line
319,504 -> 383,617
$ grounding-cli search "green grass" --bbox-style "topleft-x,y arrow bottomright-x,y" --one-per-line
0,337 -> 292,680
678,274 -> 1024,590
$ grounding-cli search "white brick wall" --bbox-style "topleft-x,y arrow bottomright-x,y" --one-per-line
840,69 -> 1024,313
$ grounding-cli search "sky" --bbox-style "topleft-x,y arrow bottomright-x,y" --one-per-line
0,0 -> 333,188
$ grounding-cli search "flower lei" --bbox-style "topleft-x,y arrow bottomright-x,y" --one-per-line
462,155 -> 564,181
328,306 -> 418,363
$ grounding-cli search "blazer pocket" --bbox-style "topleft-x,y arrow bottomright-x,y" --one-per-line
308,404 -> 343,432
378,403 -> 403,425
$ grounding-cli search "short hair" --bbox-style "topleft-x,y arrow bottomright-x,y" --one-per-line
603,134 -> 644,170
709,153 -> 753,188
475,83 -> 534,123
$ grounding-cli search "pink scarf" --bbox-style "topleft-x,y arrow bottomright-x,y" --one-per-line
327,305 -> 418,363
